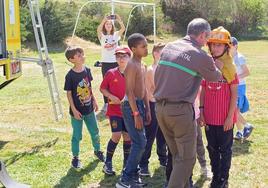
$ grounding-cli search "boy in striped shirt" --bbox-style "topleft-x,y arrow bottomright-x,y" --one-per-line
199,27 -> 238,188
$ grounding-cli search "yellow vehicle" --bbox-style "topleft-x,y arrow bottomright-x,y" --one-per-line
0,0 -> 22,89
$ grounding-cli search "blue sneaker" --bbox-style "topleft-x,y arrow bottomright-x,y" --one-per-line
234,131 -> 243,141
71,156 -> 82,169
243,125 -> 254,139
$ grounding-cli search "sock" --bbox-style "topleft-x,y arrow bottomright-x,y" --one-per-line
245,123 -> 252,129
123,140 -> 131,165
105,139 -> 118,163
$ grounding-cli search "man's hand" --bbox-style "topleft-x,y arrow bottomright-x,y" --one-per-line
109,95 -> 121,104
224,116 -> 233,131
215,59 -> 224,70
134,115 -> 144,130
73,109 -> 82,120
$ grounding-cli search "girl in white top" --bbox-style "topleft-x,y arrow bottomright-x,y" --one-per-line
97,14 -> 125,111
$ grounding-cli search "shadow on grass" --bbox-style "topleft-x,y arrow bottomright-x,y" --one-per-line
0,141 -> 9,151
98,173 -> 120,188
144,166 -> 166,188
194,176 -> 206,188
3,138 -> 58,167
232,139 -> 253,157
54,159 -> 99,188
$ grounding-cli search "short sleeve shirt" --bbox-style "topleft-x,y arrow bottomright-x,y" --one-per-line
100,31 -> 120,63
100,67 -> 125,117
233,52 -> 246,85
64,67 -> 94,116
201,74 -> 239,126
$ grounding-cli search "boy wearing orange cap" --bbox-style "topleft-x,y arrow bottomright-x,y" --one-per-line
199,26 -> 239,188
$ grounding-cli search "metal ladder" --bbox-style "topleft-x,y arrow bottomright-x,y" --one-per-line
27,0 -> 63,121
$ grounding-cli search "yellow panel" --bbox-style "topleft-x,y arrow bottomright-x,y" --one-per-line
5,59 -> 22,80
5,0 -> 21,54
0,58 -> 9,66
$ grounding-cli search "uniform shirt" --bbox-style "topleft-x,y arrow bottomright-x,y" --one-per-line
201,75 -> 239,126
100,67 -> 125,117
64,67 -> 94,116
233,52 -> 246,85
100,31 -> 120,63
154,36 -> 221,104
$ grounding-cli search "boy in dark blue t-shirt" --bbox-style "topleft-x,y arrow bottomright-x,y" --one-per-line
64,46 -> 104,168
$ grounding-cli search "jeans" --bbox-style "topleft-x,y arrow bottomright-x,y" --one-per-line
121,100 -> 147,181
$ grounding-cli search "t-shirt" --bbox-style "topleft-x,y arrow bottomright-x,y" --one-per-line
201,74 -> 239,126
154,36 -> 222,104
233,52 -> 246,85
100,67 -> 125,117
64,67 -> 94,116
100,31 -> 120,63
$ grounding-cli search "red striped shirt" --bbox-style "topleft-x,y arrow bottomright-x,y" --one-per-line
201,75 -> 239,126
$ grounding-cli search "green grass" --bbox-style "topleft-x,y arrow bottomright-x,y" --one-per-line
0,40 -> 268,188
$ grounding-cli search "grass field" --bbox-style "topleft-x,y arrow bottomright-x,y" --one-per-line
0,40 -> 268,188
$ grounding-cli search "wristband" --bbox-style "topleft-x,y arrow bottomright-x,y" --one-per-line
133,111 -> 139,116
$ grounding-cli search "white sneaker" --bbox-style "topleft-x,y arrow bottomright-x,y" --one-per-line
200,166 -> 212,180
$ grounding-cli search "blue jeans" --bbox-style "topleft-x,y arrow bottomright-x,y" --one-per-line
140,101 -> 167,168
121,100 -> 147,181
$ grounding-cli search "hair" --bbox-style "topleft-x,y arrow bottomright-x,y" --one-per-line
65,46 -> 84,61
152,42 -> 166,58
187,18 -> 211,36
102,20 -> 115,35
127,33 -> 146,50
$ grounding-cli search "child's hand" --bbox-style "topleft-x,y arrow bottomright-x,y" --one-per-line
215,59 -> 224,70
73,109 -> 82,120
134,115 -> 144,130
115,14 -> 122,22
224,116 -> 233,131
93,100 -> 98,112
198,111 -> 206,127
145,110 -> 151,126
109,95 -> 121,104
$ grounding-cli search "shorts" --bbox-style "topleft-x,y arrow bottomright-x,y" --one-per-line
109,116 -> 128,133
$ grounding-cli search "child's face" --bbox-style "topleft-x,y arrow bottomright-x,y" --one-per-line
132,39 -> 148,57
70,52 -> 85,65
116,53 -> 129,68
104,21 -> 113,33
210,43 -> 226,57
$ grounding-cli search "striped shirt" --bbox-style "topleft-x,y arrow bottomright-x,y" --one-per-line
201,75 -> 239,126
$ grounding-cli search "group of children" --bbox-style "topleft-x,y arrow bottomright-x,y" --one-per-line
63,26 -> 252,188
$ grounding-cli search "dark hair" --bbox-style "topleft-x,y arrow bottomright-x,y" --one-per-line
127,33 -> 146,50
187,18 -> 211,36
65,46 -> 83,60
102,20 -> 115,35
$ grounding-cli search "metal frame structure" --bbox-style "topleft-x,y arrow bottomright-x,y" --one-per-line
71,0 -> 156,43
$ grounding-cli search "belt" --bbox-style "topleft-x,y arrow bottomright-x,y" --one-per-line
156,99 -> 189,105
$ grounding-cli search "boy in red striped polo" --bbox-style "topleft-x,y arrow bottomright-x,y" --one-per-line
100,47 -> 132,175
199,27 -> 238,188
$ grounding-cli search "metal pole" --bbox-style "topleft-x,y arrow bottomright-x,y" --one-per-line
123,4 -> 142,42
111,0 -> 114,14
153,5 -> 156,43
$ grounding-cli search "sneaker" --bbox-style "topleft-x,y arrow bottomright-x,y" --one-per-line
115,178 -> 142,188
218,178 -> 229,188
133,175 -> 147,187
209,176 -> 219,188
200,166 -> 212,180
103,162 -> 115,175
94,151 -> 105,162
139,166 -> 151,177
243,125 -> 254,139
71,156 -> 82,169
234,131 -> 243,141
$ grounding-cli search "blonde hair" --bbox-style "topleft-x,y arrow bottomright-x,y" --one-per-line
152,42 -> 166,58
